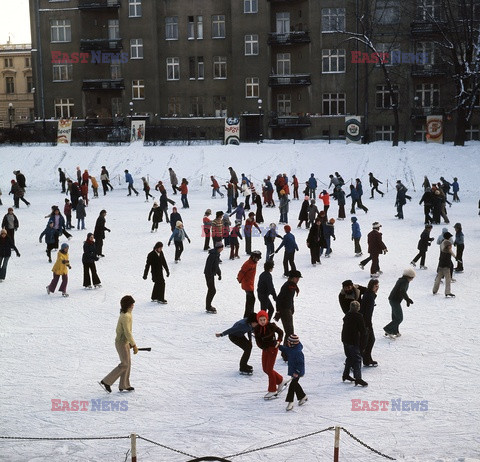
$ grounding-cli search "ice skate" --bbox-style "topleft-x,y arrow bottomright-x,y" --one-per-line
354,378 -> 368,387
298,396 -> 308,406
286,402 -> 294,411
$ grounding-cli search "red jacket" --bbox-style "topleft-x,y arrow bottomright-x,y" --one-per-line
237,258 -> 257,292
179,183 -> 188,194
319,192 -> 330,206
211,178 -> 219,189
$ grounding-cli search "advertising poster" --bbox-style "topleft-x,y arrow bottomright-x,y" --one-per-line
225,117 -> 240,145
426,115 -> 443,143
345,116 -> 362,144
130,120 -> 146,144
56,119 -> 73,145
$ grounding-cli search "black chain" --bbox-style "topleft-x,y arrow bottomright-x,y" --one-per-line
136,435 -> 197,459
341,428 -> 396,460
0,436 -> 129,441
225,426 -> 335,459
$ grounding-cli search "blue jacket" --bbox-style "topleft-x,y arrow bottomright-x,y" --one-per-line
351,219 -> 361,239
40,225 -> 60,244
221,318 -> 253,338
308,174 -> 317,189
347,186 -> 359,201
279,342 -> 305,377
454,230 -> 464,246
241,175 -> 251,187
276,232 -> 298,253
230,206 -> 245,222
356,182 -> 364,197
169,227 -> 189,243
125,172 -> 134,185
264,180 -> 273,191
452,181 -> 459,193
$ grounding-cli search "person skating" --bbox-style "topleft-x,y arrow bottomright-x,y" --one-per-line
76,198 -> 86,230
453,223 -> 464,273
124,170 -> 139,196
452,177 -> 460,202
278,189 -> 289,224
432,233 -> 456,298
64,198 -> 72,230
215,313 -> 258,374
202,209 -> 212,250
335,185 -> 346,220
318,190 -> 330,216
253,192 -> 264,224
307,173 -> 317,199
279,334 -> 308,411
359,222 -> 387,278
410,224 -> 434,269
141,177 -> 155,202
168,167 -> 178,195
82,233 -> 101,289
148,202 -> 162,233
94,210 -> 110,257
341,301 -> 367,386
384,268 -> 416,338
47,206 -> 72,246
0,228 -> 20,282
80,181 -> 89,207
168,221 -> 190,263
46,242 -> 71,297
39,221 -> 60,263
100,295 -> 138,393
368,173 -> 384,198
58,168 -> 67,193
70,181 -> 81,211
307,199 -> 319,228
274,270 -> 302,362
210,175 -> 224,198
264,223 -> 282,262
143,241 -> 169,303
346,184 -> 359,214
229,220 -> 242,259
100,166 -> 114,194
241,179 -> 252,210
291,175 -> 299,200
254,310 -> 288,400
322,218 -> 336,258
306,216 -> 324,266
355,179 -> 369,213
179,178 -> 189,208
237,251 -> 262,318
257,260 -> 277,320
2,207 -> 19,245
360,279 -> 379,367
395,182 -> 407,219
169,206 -> 182,232
351,216 -> 362,256
204,241 -> 223,313
419,187 -> 434,224
338,279 -> 367,314
244,212 -> 261,255
230,202 -> 246,224
9,180 -> 30,208
89,175 -> 99,198
274,225 -> 298,277
297,196 -> 309,228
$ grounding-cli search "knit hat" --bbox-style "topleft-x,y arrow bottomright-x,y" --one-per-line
443,232 -> 453,240
284,225 -> 291,233
215,241 -> 224,248
342,279 -> 354,287
319,211 -> 326,217
176,221 -> 183,228
288,334 -> 300,345
256,310 -> 269,322
402,268 -> 416,278
351,217 -> 357,222
372,222 -> 382,229
60,243 -> 69,251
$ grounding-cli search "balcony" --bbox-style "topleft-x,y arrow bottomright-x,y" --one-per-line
410,107 -> 445,119
410,21 -> 447,37
268,31 -> 310,46
82,79 -> 124,91
80,39 -> 123,51
78,0 -> 121,9
268,74 -> 311,87
269,115 -> 311,128
411,64 -> 448,77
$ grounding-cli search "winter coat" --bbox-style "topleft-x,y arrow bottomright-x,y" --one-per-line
356,181 -> 364,197
336,188 -> 346,206
211,217 -> 224,239
388,276 -> 411,303
438,239 -> 454,268
367,229 -> 386,255
229,168 -> 238,184
211,178 -> 220,189
359,289 -> 376,329
264,180 -> 273,192
307,204 -> 319,221
346,186 -> 359,201
278,342 -> 305,377
308,174 -> 317,189
229,225 -> 243,244
39,225 -> 59,244
417,229 -> 434,252
204,248 -> 221,278
10,183 -> 24,198
454,230 -> 464,246
169,227 -> 189,244
452,181 -> 459,193
90,176 -> 99,189
222,215 -> 231,237
338,285 -> 367,314
149,206 -> 163,222
2,213 -> 18,230
276,232 -> 298,254
170,212 -> 182,231
169,170 -> 178,185
221,318 -> 254,338
0,234 -> 19,257
94,215 -> 109,240
64,202 -> 72,217
395,186 -> 407,206
52,249 -> 70,275
264,228 -> 281,245
15,172 -> 26,188
179,183 -> 188,195
369,175 -> 382,188
125,172 -> 134,185
257,271 -> 277,300
276,280 -> 299,315
76,201 -> 86,219
82,240 -> 99,264
306,223 -> 325,248
143,249 -> 169,282
341,311 -> 366,348
323,223 -> 335,239
279,195 -> 289,213
419,190 -> 433,206
50,213 -> 66,232
298,200 -> 309,221
351,219 -> 361,239
244,218 -> 260,237
241,183 -> 251,197
254,322 -> 283,350
319,192 -> 330,206
202,216 -> 212,235
237,258 -> 257,291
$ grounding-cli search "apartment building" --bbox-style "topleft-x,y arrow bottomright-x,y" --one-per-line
0,43 -> 34,128
29,0 -> 479,141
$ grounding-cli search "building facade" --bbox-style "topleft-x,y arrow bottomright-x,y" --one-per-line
0,43 -> 34,128
29,0 -> 479,141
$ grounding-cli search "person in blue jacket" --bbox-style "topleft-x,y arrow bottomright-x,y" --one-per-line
346,184 -> 359,214
39,220 -> 61,263
278,334 -> 307,411
215,312 -> 258,374
452,177 -> 460,202
168,221 -> 190,263
355,178 -> 369,213
274,225 -> 299,277
351,216 -> 362,256
124,170 -> 139,196
307,173 -> 317,199
230,202 -> 246,223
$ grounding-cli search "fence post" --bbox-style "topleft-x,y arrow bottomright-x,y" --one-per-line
131,433 -> 137,462
333,426 -> 340,462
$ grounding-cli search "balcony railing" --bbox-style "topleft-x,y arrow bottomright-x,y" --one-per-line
269,115 -> 311,128
82,79 -> 124,91
78,0 -> 121,9
410,107 -> 445,119
268,31 -> 310,45
80,39 -> 123,51
411,64 -> 448,77
410,21 -> 447,36
268,74 -> 311,87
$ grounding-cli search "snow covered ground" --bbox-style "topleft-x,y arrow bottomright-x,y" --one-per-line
0,141 -> 479,462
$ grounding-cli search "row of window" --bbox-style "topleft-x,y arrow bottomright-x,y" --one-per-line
3,76 -> 33,94
2,57 -> 31,69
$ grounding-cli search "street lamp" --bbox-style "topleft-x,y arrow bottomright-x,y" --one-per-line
257,98 -> 263,143
129,101 -> 134,118
8,103 -> 14,129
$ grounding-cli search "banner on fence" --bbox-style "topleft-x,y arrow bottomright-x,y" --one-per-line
426,115 -> 443,143
345,116 -> 362,144
130,120 -> 146,144
225,117 -> 240,145
56,119 -> 73,145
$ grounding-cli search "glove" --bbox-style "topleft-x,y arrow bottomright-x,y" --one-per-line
168,242 -> 171,246
383,249 -> 388,254
351,237 -> 354,241
16,252 -> 21,257
406,298 -> 413,307
187,238 -> 191,243
106,228 -> 111,233
333,236 -> 336,241
67,265 -> 72,269
143,275 -> 147,280
273,312 -> 281,322
133,345 -> 138,355
62,259 -> 67,264
39,238 -> 42,243
166,272 -> 170,277
218,275 -> 222,281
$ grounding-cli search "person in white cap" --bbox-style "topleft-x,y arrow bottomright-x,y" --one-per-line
359,222 -> 387,277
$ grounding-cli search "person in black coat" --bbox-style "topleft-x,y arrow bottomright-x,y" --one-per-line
0,228 -> 20,281
82,233 -> 101,288
94,210 -> 110,257
14,170 -> 26,189
204,242 -> 223,313
297,196 -> 309,228
360,279 -> 379,367
254,193 -> 264,224
384,269 -> 415,337
410,224 -> 434,269
419,188 -> 434,224
58,168 -> 67,193
338,280 -> 367,314
341,300 -> 367,386
306,216 -> 325,265
70,182 -> 82,210
143,242 -> 170,303
368,172 -> 384,198
257,260 -> 277,319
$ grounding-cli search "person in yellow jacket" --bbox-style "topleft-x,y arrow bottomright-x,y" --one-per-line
100,295 -> 138,392
46,242 -> 71,297
89,175 -> 99,198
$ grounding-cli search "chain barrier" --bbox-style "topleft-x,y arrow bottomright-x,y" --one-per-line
340,427 -> 396,460
0,436 -> 129,441
136,435 -> 197,459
